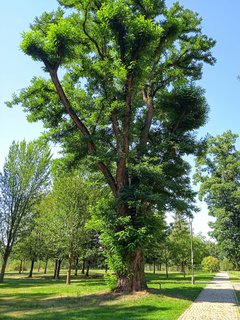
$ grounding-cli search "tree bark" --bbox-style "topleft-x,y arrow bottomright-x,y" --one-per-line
116,248 -> 147,293
81,259 -> 86,274
37,260 -> 41,272
74,257 -> 79,277
19,260 -> 23,274
86,261 -> 90,277
53,259 -> 58,279
165,249 -> 169,279
44,259 -> 48,274
57,259 -> 62,279
28,258 -> 35,278
66,254 -> 72,285
181,261 -> 186,278
0,248 -> 11,282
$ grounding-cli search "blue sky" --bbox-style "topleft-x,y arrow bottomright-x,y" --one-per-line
0,1 -> 239,237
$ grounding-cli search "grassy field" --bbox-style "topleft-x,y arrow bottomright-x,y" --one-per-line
229,271 -> 240,303
0,271 -> 214,320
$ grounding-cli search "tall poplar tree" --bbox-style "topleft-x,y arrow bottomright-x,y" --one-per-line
195,131 -> 240,268
0,140 -> 51,282
8,0 -> 215,292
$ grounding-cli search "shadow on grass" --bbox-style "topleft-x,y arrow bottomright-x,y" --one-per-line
1,305 -> 168,320
0,272 -> 215,320
146,272 -> 214,282
0,291 -> 169,320
149,286 -> 203,302
0,277 -> 106,289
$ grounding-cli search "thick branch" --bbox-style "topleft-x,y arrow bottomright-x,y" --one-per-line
49,69 -> 117,197
124,76 -> 133,153
82,8 -> 104,58
111,110 -> 128,193
110,111 -> 123,151
140,89 -> 154,148
114,76 -> 133,194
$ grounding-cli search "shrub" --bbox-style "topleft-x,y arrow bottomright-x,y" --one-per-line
201,256 -> 220,272
104,273 -> 117,290
220,258 -> 234,271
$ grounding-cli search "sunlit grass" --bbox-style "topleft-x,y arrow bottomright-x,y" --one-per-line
0,270 -> 214,320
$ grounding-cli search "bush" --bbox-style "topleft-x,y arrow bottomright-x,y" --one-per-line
201,256 -> 220,272
220,258 -> 234,271
8,260 -> 28,272
104,273 -> 117,290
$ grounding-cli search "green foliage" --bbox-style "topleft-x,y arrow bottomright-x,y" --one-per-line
167,214 -> 191,271
195,131 -> 240,268
7,0 -> 215,288
220,258 -> 234,271
36,174 -> 90,262
0,140 -> 51,247
201,256 -> 220,273
104,272 -> 117,290
0,140 -> 51,281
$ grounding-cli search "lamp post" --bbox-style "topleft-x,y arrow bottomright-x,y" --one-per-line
189,217 -> 195,285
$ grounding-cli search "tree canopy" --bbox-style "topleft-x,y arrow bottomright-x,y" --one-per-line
7,0 -> 215,292
195,131 -> 240,268
0,140 -> 51,282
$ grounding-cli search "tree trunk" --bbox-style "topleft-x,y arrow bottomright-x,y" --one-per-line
86,261 -> 90,277
37,260 -> 41,272
53,259 -> 58,279
66,254 -> 72,285
57,259 -> 62,279
28,258 -> 35,278
74,257 -> 79,277
22,260 -> 26,273
44,259 -> 48,274
181,261 -> 186,278
81,259 -> 85,274
116,248 -> 147,293
19,260 -> 23,274
0,248 -> 11,282
153,261 -> 156,274
165,258 -> 169,279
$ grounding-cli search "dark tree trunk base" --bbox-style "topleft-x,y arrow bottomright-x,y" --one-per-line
28,259 -> 35,278
115,248 -> 147,293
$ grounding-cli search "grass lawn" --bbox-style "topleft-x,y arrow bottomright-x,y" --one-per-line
229,271 -> 240,304
0,271 -> 214,320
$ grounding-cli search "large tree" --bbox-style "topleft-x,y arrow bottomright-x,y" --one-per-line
8,0 -> 215,292
194,131 -> 240,268
0,140 -> 51,282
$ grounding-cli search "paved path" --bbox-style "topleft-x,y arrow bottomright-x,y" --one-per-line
178,272 -> 240,320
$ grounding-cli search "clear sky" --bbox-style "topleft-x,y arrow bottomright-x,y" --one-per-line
0,1 -> 239,237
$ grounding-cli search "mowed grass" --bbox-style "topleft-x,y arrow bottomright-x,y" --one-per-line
0,270 -> 214,320
229,271 -> 240,303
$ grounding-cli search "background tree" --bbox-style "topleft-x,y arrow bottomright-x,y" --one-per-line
37,174 -> 89,284
34,194 -> 64,279
167,214 -> 191,276
0,140 -> 51,282
8,0 -> 215,292
194,131 -> 240,269
201,256 -> 220,273
192,233 -> 210,267
12,218 -> 46,278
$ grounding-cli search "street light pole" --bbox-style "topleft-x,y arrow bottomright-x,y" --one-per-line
189,217 -> 195,285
